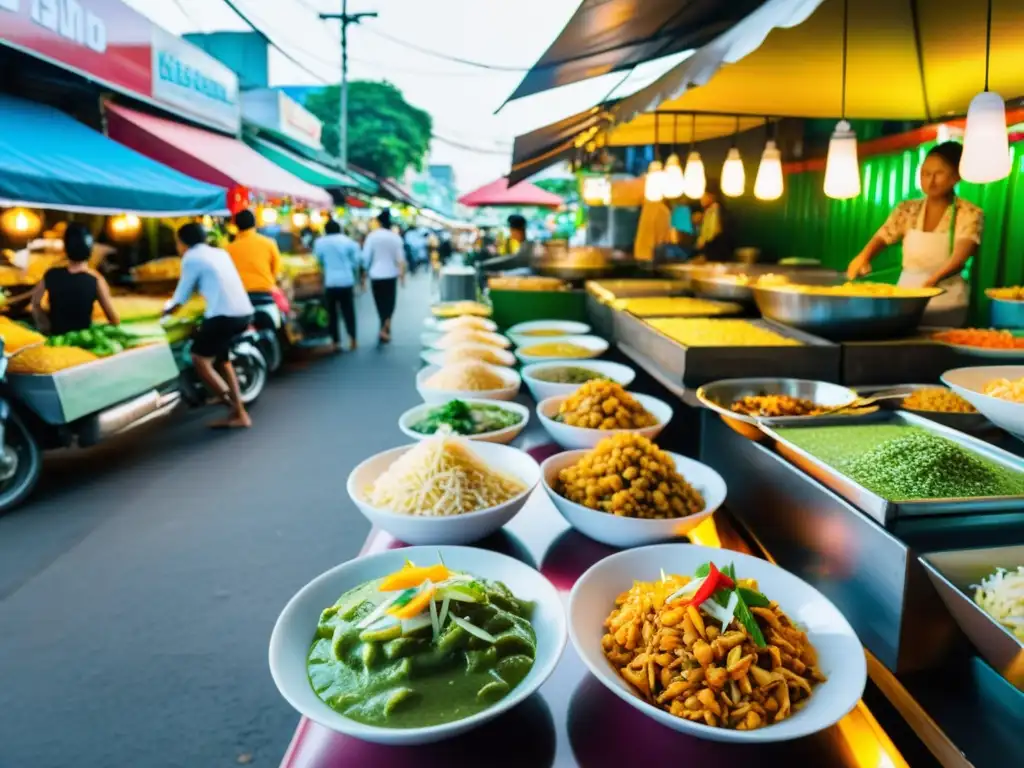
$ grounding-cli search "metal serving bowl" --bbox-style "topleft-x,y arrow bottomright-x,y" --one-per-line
695,377 -> 862,440
691,274 -> 758,304
876,382 -> 991,432
754,285 -> 941,340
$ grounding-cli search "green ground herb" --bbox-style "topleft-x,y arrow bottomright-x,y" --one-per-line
777,425 -> 1024,501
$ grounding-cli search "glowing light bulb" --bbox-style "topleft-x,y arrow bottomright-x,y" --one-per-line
721,148 -> 746,197
823,120 -> 861,199
644,160 -> 664,202
682,152 -> 706,199
292,211 -> 309,229
310,210 -> 326,226
259,207 -> 279,225
754,141 -> 784,201
582,176 -> 611,206
660,154 -> 685,199
14,211 -> 28,232
960,91 -> 1011,184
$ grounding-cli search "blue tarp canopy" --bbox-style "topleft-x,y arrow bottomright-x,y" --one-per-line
0,94 -> 228,215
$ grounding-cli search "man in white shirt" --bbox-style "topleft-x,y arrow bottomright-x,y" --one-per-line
164,223 -> 255,429
362,209 -> 406,344
314,218 -> 362,352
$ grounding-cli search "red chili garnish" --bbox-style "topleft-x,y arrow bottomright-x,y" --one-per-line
686,563 -> 724,607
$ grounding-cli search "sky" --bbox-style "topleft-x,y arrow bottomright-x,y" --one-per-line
123,0 -> 688,193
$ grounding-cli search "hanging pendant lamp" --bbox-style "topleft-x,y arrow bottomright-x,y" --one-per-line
824,0 -> 861,199
661,114 -> 686,199
721,116 -> 746,198
644,113 -> 665,202
682,114 -> 706,199
754,119 -> 784,201
960,0 -> 1010,183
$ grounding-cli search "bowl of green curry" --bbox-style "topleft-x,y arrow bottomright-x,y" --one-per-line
398,398 -> 529,444
269,546 -> 567,745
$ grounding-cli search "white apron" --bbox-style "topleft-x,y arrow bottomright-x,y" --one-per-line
897,201 -> 968,326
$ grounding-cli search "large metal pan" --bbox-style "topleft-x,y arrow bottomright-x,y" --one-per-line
754,285 -> 941,340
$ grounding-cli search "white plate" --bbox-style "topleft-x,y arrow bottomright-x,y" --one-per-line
513,335 -> 609,364
421,330 -> 511,350
416,365 -> 521,404
423,316 -> 497,333
421,345 -> 517,368
346,440 -> 540,544
521,360 -> 637,403
536,392 -> 672,449
270,545 -> 566,745
939,342 -> 1024,359
506,320 -> 590,337
398,399 -> 530,445
569,544 -> 867,743
541,450 -> 725,547
943,365 -> 1024,439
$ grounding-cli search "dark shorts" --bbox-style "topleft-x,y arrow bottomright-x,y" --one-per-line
192,315 -> 252,359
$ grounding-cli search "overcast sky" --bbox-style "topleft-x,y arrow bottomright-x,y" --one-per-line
124,0 -> 686,193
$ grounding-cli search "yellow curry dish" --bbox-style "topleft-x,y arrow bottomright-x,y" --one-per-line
520,342 -> 595,359
611,297 -> 744,318
768,282 -> 941,298
603,562 -> 826,731
901,388 -> 976,414
645,319 -> 800,348
729,395 -> 825,418
556,380 -> 657,430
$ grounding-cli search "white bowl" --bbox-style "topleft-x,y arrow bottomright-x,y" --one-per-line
346,441 -> 541,545
398,399 -> 530,445
421,330 -> 511,350
513,335 -> 609,364
422,345 -> 517,368
270,545 -> 567,746
942,365 -> 1024,439
423,316 -> 498,333
521,360 -> 636,403
416,365 -> 521,404
536,392 -> 672,449
506,319 -> 590,345
540,450 -> 725,547
569,543 -> 866,743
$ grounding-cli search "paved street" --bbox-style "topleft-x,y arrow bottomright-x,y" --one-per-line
0,275 -> 435,768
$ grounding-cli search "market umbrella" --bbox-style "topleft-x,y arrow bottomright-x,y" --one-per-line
458,178 -> 563,208
603,0 -> 1024,133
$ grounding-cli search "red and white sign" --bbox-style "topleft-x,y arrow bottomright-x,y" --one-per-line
0,0 -> 240,133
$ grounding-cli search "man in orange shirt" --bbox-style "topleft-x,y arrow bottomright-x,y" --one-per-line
225,209 -> 282,300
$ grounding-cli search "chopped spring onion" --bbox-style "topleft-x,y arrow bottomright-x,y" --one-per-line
429,593 -> 440,641
438,594 -> 451,632
359,615 -> 400,641
660,568 -> 668,584
450,615 -> 498,643
401,614 -> 433,636
700,597 -> 733,626
665,576 -> 706,605
441,583 -> 486,603
355,590 -> 405,629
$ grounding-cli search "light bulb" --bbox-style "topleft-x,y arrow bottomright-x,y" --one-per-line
683,151 -> 706,199
14,211 -> 28,232
582,176 -> 611,206
721,148 -> 745,197
960,91 -> 1011,184
310,210 -> 326,226
292,211 -> 309,228
754,141 -> 784,201
644,160 -> 664,202
824,120 -> 861,199
661,154 -> 685,199
260,207 -> 278,225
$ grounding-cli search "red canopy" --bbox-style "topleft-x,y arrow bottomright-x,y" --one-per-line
458,177 -> 563,208
105,103 -> 332,208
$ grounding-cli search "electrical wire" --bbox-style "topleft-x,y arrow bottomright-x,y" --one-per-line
219,0 -> 332,83
361,27 -> 530,72
431,135 -> 512,155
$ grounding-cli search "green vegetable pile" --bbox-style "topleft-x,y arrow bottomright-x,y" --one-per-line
410,399 -> 521,436
779,424 -> 1024,501
532,366 -> 608,384
47,324 -> 165,358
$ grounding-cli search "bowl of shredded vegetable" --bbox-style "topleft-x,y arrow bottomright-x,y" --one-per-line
942,366 -> 1024,440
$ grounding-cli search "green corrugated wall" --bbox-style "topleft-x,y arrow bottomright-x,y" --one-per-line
734,139 -> 1024,322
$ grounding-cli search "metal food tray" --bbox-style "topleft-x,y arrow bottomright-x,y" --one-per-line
584,278 -> 688,301
612,310 -> 841,388
5,343 -> 179,424
920,545 -> 1024,692
760,410 -> 1024,524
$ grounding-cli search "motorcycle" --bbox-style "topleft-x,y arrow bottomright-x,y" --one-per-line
247,291 -> 286,373
172,321 -> 268,407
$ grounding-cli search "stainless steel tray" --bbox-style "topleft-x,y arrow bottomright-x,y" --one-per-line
760,410 -> 1024,524
921,546 -> 1024,692
612,310 -> 841,388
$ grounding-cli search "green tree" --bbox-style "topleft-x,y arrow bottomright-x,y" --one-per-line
534,177 -> 578,204
304,81 -> 432,179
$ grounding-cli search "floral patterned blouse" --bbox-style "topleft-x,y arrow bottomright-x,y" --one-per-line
874,198 -> 984,246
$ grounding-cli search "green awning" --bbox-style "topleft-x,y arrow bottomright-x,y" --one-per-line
245,136 -> 374,193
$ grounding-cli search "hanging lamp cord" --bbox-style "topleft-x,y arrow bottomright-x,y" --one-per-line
840,0 -> 849,118
654,113 -> 660,161
733,116 -> 740,148
672,114 -> 678,155
984,0 -> 993,91
689,113 -> 696,151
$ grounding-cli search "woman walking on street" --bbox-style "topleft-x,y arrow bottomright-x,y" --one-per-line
314,218 -> 361,352
362,209 -> 406,344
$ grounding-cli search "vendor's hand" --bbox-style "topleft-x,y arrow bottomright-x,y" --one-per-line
846,256 -> 871,280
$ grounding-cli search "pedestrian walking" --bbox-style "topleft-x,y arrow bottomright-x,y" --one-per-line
314,219 -> 361,352
362,209 -> 406,344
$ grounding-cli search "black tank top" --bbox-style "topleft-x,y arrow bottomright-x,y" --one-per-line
44,267 -> 98,335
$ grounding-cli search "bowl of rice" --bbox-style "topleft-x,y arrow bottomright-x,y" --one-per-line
942,366 -> 1024,440
422,344 -> 517,368
423,315 -> 497,333
416,362 -> 521,404
421,329 -> 511,350
346,435 -> 541,544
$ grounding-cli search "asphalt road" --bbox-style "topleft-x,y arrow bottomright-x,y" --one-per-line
0,274 -> 436,768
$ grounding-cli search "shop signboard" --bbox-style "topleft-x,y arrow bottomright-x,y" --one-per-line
242,89 -> 324,150
0,0 -> 240,133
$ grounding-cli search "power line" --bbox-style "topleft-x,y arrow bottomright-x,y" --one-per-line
361,27 -> 530,72
432,135 -> 512,155
219,0 -> 332,84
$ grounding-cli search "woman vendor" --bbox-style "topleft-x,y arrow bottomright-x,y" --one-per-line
31,223 -> 119,335
846,141 -> 983,326
695,180 -> 734,262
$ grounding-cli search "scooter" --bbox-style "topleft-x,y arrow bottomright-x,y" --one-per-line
173,322 -> 268,407
247,291 -> 286,373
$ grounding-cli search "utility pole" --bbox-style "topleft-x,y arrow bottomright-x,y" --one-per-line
320,1 -> 377,169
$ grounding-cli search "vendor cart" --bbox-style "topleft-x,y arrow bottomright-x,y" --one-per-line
0,342 -> 182,513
